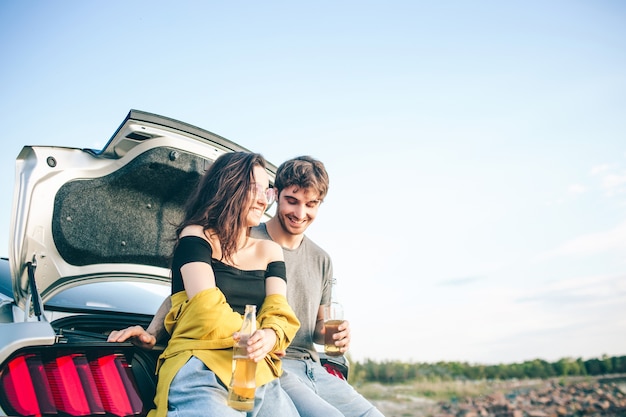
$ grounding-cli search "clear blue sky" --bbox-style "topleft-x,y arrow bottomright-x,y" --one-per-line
1,1 -> 625,365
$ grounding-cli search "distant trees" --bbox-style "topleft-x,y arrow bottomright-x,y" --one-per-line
348,355 -> 626,385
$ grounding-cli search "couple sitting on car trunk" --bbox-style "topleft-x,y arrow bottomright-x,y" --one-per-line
108,153 -> 384,417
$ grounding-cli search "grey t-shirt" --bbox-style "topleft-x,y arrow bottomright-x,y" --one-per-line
251,223 -> 333,361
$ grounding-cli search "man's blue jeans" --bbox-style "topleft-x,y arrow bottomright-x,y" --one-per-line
280,357 -> 385,417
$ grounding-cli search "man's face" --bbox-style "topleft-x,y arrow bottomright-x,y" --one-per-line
275,185 -> 322,236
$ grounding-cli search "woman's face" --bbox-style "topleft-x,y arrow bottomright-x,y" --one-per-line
246,165 -> 272,227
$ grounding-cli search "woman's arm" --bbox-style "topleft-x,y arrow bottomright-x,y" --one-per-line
180,261 -> 216,298
246,240 -> 297,361
263,239 -> 287,297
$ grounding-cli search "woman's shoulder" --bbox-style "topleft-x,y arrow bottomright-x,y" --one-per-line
250,237 -> 283,261
178,226 -> 215,252
180,225 -> 211,240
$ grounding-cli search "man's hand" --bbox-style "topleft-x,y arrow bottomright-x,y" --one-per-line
106,296 -> 170,349
333,320 -> 351,354
107,325 -> 157,350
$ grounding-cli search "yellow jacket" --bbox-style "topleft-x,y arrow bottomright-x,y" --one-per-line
148,288 -> 300,417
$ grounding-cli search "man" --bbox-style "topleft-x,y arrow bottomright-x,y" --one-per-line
108,156 -> 384,417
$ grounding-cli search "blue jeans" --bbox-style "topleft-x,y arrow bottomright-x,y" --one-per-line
280,358 -> 384,417
167,356 -> 299,417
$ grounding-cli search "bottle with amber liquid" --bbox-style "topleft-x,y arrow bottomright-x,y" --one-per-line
323,278 -> 344,357
227,304 -> 257,411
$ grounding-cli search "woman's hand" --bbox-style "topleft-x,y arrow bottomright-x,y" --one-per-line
236,328 -> 277,362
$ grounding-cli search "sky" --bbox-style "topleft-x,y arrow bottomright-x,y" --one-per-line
1,1 -> 625,365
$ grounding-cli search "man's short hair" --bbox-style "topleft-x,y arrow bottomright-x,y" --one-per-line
274,156 -> 329,201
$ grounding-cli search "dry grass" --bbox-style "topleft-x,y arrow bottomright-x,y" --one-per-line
357,379 -> 557,417
358,378 -> 542,400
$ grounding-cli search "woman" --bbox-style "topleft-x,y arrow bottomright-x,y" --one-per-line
148,152 -> 301,417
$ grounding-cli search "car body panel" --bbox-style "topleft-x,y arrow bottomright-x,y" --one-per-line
0,321 -> 56,365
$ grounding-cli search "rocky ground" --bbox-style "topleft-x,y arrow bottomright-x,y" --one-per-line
363,376 -> 626,417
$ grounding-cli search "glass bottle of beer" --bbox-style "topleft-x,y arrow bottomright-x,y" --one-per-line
227,304 -> 257,411
324,278 -> 344,357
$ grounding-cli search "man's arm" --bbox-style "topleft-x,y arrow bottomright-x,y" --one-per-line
107,296 -> 172,349
313,305 -> 326,345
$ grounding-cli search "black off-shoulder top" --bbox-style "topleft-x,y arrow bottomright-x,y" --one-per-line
170,235 -> 286,314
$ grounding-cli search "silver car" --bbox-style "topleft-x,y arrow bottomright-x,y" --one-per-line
0,110 -> 276,417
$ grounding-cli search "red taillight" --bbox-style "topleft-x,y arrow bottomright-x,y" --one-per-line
91,354 -> 142,416
46,354 -> 103,415
0,351 -> 144,417
2,353 -> 55,416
